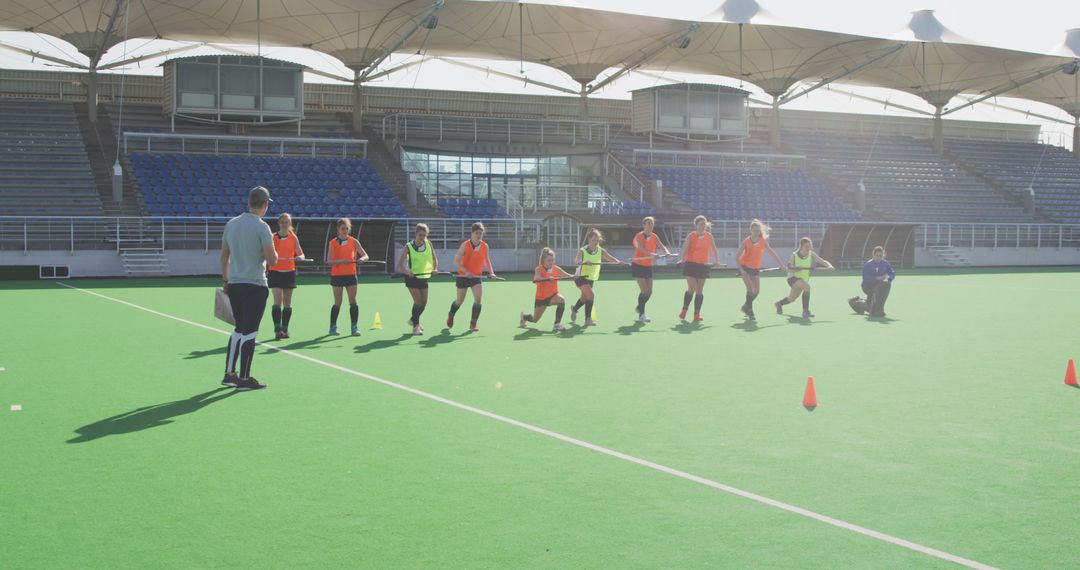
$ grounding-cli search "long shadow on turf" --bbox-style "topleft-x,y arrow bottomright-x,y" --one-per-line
185,346 -> 227,359
729,320 -> 781,332
274,335 -> 349,352
671,321 -> 710,334
614,322 -> 660,336
67,388 -> 237,443
354,334 -> 413,354
418,329 -> 474,348
783,316 -> 834,326
865,315 -> 899,324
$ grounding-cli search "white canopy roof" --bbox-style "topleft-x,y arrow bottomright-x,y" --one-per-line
1,0 -> 1076,113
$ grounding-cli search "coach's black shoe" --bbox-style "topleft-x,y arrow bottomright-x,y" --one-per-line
234,377 -> 267,391
221,373 -> 238,387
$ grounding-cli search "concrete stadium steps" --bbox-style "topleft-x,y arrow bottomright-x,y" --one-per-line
120,248 -> 170,275
75,103 -> 146,217
783,131 -> 1035,224
0,98 -> 103,216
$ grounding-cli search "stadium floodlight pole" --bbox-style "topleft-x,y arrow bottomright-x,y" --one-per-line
432,57 -> 580,95
585,22 -> 700,95
942,60 -> 1080,116
0,41 -> 88,69
776,42 -> 908,106
358,0 -> 445,84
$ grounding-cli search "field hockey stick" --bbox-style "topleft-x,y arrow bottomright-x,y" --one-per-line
390,270 -> 452,278
533,276 -> 577,283
484,273 -> 506,281
359,260 -> 388,265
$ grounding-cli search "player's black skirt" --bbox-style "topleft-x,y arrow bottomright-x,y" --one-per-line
330,275 -> 358,288
630,263 -> 653,279
404,276 -> 429,290
682,262 -> 710,279
534,294 -> 561,307
740,265 -> 761,276
574,277 -> 595,288
456,276 -> 482,289
267,270 -> 296,289
787,276 -> 806,287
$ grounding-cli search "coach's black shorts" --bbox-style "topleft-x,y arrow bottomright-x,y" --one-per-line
740,265 -> 761,276
534,294 -> 562,307
630,264 -> 654,279
330,275 -> 358,288
574,277 -> 595,288
267,270 -> 296,289
226,283 -> 268,335
456,276 -> 482,289
682,262 -> 710,279
404,276 -> 429,290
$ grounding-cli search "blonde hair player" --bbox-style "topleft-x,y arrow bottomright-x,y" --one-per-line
326,218 -> 369,335
775,237 -> 834,318
396,223 -> 439,336
571,227 -> 624,327
630,216 -> 672,323
448,222 -> 497,332
734,218 -> 785,321
519,248 -> 574,332
267,212 -> 305,340
678,215 -> 720,322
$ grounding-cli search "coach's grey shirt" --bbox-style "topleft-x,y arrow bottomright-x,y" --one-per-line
223,212 -> 274,287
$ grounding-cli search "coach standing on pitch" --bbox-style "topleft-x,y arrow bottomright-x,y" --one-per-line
220,186 -> 278,391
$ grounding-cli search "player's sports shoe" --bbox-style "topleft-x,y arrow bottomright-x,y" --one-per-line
679,307 -> 688,320
637,313 -> 650,323
234,377 -> 266,391
418,324 -> 424,334
802,310 -> 815,318
469,323 -> 479,332
412,325 -> 423,336
328,325 -> 339,335
740,305 -> 753,319
570,306 -> 579,322
774,300 -> 784,315
280,331 -> 290,339
350,324 -> 359,336
694,314 -> 704,322
446,314 -> 454,328
552,323 -> 567,332
221,373 -> 238,387
519,312 -> 528,328
584,319 -> 596,327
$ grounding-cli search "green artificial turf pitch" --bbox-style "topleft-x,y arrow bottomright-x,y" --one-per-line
1,268 -> 1078,568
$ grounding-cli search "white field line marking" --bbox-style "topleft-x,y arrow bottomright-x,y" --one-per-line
58,282 -> 995,570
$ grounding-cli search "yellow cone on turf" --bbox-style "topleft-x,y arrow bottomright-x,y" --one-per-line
591,305 -> 597,322
373,311 -> 382,330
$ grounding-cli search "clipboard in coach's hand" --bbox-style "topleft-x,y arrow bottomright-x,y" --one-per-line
214,287 -> 236,325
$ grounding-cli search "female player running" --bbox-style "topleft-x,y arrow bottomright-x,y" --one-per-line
448,222 -> 497,332
631,216 -> 672,323
267,212 -> 305,340
775,237 -> 835,318
735,218 -> 785,320
326,218 -> 368,335
396,222 -> 438,336
679,215 -> 720,322
519,247 -> 573,332
571,228 -> 624,326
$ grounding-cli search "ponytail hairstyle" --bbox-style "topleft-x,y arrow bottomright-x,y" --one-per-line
584,227 -> 603,244
539,247 -> 555,266
470,221 -> 486,234
337,217 -> 352,232
750,218 -> 771,240
693,215 -> 710,230
799,236 -> 812,248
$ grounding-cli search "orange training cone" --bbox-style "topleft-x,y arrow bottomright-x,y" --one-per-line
1066,359 -> 1078,386
803,376 -> 818,409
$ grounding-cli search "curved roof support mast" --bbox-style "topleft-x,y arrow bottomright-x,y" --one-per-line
82,0 -> 126,124
767,42 -> 908,147
338,0 -> 445,133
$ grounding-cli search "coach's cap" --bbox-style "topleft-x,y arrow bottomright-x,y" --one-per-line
248,185 -> 273,206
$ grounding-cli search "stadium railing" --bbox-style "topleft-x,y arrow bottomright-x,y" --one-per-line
380,113 -> 609,146
5,217 -> 1079,255
122,133 -> 368,159
0,216 -> 543,253
632,148 -> 807,170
